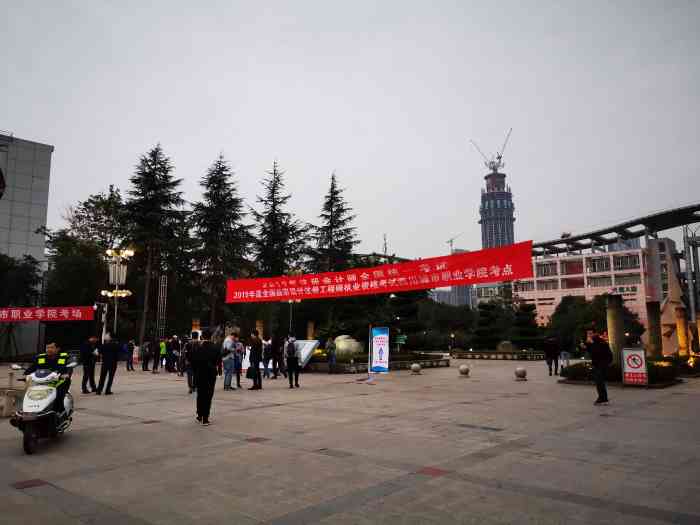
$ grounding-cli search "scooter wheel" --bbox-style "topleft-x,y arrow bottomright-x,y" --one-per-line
23,425 -> 37,455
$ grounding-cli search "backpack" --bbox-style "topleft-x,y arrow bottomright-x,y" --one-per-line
286,341 -> 296,359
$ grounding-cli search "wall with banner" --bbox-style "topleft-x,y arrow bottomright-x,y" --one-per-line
227,241 -> 533,303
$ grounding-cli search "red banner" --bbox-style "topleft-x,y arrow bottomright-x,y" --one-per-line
0,306 -> 95,323
226,241 -> 533,303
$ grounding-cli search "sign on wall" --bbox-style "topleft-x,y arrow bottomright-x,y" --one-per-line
227,241 -> 533,303
371,326 -> 390,373
622,348 -> 648,386
0,306 -> 95,323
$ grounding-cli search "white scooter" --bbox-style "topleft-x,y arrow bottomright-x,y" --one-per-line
9,361 -> 77,454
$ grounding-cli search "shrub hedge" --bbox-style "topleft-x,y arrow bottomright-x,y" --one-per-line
561,359 -> 678,384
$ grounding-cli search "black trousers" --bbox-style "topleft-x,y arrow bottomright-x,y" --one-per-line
272,356 -> 286,378
195,373 -> 216,419
152,353 -> 161,371
186,368 -> 196,391
592,366 -> 608,402
82,359 -> 96,392
142,354 -> 150,371
126,352 -> 134,371
250,362 -> 262,388
97,361 -> 117,393
288,357 -> 300,387
546,357 -> 559,375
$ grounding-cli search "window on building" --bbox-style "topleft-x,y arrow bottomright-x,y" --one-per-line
588,275 -> 612,288
587,256 -> 611,273
614,273 -> 641,286
561,260 -> 584,275
613,254 -> 640,271
536,262 -> 558,277
514,280 -> 535,292
561,277 -> 585,289
537,279 -> 559,290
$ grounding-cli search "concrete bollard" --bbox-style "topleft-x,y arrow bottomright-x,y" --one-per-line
458,364 -> 470,377
514,367 -> 527,381
410,363 -> 422,375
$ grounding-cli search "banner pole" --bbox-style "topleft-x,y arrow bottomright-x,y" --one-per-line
367,323 -> 372,378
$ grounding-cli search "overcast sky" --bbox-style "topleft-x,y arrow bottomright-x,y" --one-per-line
3,1 -> 699,258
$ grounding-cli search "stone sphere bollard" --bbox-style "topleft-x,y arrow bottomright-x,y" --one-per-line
458,364 -> 470,377
410,363 -> 422,374
514,367 -> 527,381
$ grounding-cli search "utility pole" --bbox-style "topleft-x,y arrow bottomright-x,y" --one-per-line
684,226 -> 696,325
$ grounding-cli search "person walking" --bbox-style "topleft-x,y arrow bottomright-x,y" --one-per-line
191,329 -> 219,425
262,336 -> 273,379
248,330 -> 263,390
96,333 -> 120,395
221,332 -> 236,391
233,333 -> 245,388
271,335 -> 286,379
543,337 -> 560,376
286,335 -> 301,388
184,333 -> 199,394
125,339 -> 135,371
326,336 -> 336,374
79,336 -> 98,393
141,340 -> 151,371
585,329 -> 613,405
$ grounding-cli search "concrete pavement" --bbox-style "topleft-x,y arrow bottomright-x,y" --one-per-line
1,360 -> 699,524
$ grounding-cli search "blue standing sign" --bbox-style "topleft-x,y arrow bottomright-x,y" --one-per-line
371,326 -> 390,373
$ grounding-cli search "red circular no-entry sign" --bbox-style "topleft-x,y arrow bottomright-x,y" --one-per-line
626,353 -> 643,369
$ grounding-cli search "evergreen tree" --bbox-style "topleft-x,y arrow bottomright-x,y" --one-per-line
511,303 -> 541,349
0,253 -> 42,306
191,154 -> 252,326
125,145 -> 183,345
310,172 -> 358,272
251,160 -> 307,277
65,185 -> 126,250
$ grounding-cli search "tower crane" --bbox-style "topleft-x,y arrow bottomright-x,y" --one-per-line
469,127 -> 513,173
446,233 -> 463,254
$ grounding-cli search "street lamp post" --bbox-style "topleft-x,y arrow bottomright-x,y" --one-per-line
102,248 -> 134,336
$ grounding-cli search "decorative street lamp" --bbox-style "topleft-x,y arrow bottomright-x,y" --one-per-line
102,248 -> 134,335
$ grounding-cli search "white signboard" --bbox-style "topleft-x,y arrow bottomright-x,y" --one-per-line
370,327 -> 390,373
622,348 -> 648,386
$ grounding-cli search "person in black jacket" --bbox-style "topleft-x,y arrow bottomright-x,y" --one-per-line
96,333 -> 120,395
248,330 -> 263,390
79,336 -> 98,393
584,330 -> 613,405
543,337 -> 561,376
191,329 -> 219,425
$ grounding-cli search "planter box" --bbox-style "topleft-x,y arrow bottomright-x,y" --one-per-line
307,358 -> 450,374
453,351 -> 544,361
557,378 -> 683,389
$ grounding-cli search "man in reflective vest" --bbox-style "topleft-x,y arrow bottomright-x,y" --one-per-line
24,342 -> 71,413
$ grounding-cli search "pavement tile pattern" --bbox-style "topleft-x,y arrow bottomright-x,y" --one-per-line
1,360 -> 699,524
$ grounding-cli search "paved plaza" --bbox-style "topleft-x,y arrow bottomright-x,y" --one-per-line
1,360 -> 700,524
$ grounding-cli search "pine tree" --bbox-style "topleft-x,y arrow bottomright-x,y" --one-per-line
126,145 -> 183,345
192,154 -> 252,326
310,172 -> 359,272
251,161 -> 307,277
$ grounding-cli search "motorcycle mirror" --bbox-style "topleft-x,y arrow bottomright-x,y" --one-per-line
10,364 -> 22,370
66,361 -> 78,369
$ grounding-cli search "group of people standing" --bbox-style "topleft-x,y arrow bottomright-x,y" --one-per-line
79,333 -> 123,395
185,329 -> 304,426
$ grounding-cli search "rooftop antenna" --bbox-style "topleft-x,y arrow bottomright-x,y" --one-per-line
446,233 -> 463,254
469,128 -> 513,173
383,234 -> 388,256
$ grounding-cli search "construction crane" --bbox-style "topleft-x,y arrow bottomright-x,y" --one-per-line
446,233 -> 463,254
469,127 -> 513,173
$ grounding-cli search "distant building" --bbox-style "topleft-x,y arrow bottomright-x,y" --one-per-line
606,238 -> 640,252
512,238 -> 683,355
0,132 -> 53,261
479,169 -> 515,249
0,132 -> 54,355
432,248 -> 473,307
